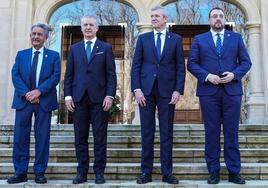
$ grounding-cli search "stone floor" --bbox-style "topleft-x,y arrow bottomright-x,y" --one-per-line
1,180 -> 268,188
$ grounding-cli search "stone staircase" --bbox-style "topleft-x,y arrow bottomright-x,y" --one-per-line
1,124 -> 268,187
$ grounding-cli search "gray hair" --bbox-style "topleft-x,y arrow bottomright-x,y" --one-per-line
31,23 -> 50,36
151,5 -> 168,18
81,15 -> 99,27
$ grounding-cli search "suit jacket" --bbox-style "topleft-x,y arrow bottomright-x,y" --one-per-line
11,48 -> 61,112
187,30 -> 251,96
131,31 -> 185,97
64,39 -> 116,103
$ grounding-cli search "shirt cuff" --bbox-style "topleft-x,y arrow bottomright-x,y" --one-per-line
205,74 -> 212,82
106,96 -> 114,100
65,96 -> 72,101
134,89 -> 141,92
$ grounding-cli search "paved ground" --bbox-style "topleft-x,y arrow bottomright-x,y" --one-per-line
1,180 -> 268,187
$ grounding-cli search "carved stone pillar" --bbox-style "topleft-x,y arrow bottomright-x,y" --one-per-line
246,23 -> 266,123
260,0 -> 268,123
136,22 -> 152,33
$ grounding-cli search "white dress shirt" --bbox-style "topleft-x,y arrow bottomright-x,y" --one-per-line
32,47 -> 44,88
210,29 -> 224,46
153,28 -> 166,54
84,37 -> 97,51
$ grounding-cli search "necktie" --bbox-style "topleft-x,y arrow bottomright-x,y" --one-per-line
156,32 -> 162,59
216,33 -> 222,56
86,41 -> 92,63
30,51 -> 40,90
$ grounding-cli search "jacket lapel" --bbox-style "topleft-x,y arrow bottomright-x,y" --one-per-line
221,30 -> 232,56
79,41 -> 88,64
150,32 -> 159,61
207,31 -> 218,56
25,48 -> 33,75
38,48 -> 48,80
160,32 -> 171,61
88,39 -> 101,64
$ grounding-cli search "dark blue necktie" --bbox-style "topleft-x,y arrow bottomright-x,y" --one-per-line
216,33 -> 222,56
86,41 -> 92,63
30,51 -> 40,90
156,32 -> 162,59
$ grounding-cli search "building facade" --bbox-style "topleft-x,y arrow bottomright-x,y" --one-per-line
0,0 -> 267,124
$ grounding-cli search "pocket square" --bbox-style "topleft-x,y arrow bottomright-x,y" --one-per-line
95,52 -> 104,55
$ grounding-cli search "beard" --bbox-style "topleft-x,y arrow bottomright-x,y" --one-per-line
211,22 -> 224,32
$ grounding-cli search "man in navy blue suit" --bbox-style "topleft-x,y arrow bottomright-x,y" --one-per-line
131,5 -> 185,184
187,7 -> 251,185
64,15 -> 116,184
8,23 -> 61,184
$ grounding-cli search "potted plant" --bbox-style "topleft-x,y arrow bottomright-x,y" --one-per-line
109,95 -> 121,123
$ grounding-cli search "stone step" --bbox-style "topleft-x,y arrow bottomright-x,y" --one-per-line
1,124 -> 268,136
0,162 -> 267,180
0,148 -> 268,163
1,135 -> 268,148
1,180 -> 268,188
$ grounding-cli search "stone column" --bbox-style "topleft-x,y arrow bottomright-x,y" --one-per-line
260,0 -> 268,123
136,23 -> 152,33
0,0 -> 33,124
0,0 -> 13,124
246,23 -> 266,123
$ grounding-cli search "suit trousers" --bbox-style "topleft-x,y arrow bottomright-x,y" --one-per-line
199,86 -> 242,174
139,80 -> 175,176
73,92 -> 108,175
13,103 -> 51,175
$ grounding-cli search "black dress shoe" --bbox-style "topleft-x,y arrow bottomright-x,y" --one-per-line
228,173 -> 246,184
7,174 -> 27,184
136,173 -> 152,184
207,172 -> 220,184
35,173 -> 47,184
162,174 -> 179,184
95,173 -> 105,184
72,174 -> 87,184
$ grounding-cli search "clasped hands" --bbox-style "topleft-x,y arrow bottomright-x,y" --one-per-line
25,89 -> 41,104
134,90 -> 180,107
207,71 -> 234,85
65,96 -> 113,112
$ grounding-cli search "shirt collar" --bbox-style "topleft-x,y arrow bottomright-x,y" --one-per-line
153,28 -> 167,36
32,47 -> 44,54
210,29 -> 225,37
84,37 -> 97,45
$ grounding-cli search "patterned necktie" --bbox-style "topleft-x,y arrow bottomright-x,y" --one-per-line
156,32 -> 162,59
30,51 -> 40,90
86,41 -> 92,63
216,33 -> 222,56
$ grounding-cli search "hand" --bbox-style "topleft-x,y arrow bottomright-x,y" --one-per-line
25,89 -> 41,103
207,74 -> 222,85
134,90 -> 146,107
30,98 -> 40,104
103,96 -> 113,111
169,91 -> 181,105
65,99 -> 75,112
220,72 -> 234,83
